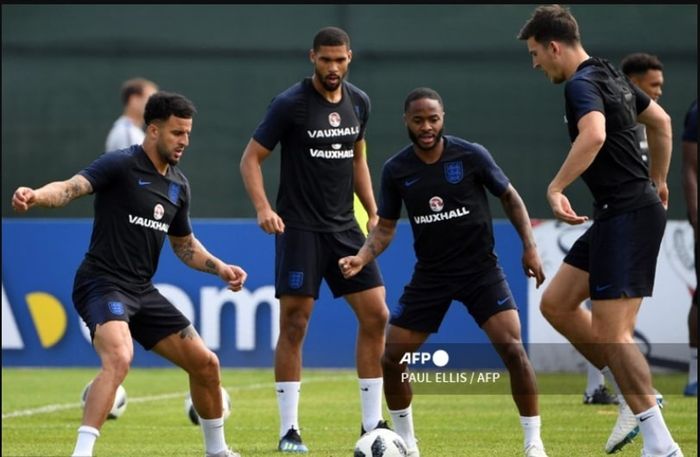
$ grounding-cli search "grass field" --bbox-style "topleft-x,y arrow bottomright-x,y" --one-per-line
2,368 -> 696,456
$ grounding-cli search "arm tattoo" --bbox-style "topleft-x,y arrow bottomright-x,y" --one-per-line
178,325 -> 199,340
204,258 -> 218,275
172,237 -> 195,263
365,224 -> 392,258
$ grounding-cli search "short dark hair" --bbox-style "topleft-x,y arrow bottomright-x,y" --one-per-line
120,78 -> 157,106
517,4 -> 581,45
313,26 -> 350,51
144,92 -> 197,126
404,87 -> 444,113
620,53 -> 664,77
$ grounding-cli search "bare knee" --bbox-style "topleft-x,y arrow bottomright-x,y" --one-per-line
280,310 -> 310,346
359,305 -> 389,335
189,350 -> 221,386
497,341 -> 530,370
101,348 -> 132,383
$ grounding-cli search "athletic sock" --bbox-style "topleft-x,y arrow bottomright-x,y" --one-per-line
359,377 -> 384,432
689,347 -> 698,384
389,405 -> 417,449
586,362 -> 606,395
636,404 -> 676,455
200,417 -> 227,454
276,381 -> 301,438
520,415 -> 543,449
72,425 -> 99,457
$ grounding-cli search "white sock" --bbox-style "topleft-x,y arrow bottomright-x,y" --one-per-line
276,381 -> 301,438
359,377 -> 384,432
520,415 -> 543,449
586,363 -> 606,395
389,405 -> 417,449
200,417 -> 227,454
72,425 -> 99,457
601,366 -> 623,401
689,347 -> 698,384
636,404 -> 676,455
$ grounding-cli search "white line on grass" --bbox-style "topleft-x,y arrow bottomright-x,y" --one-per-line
2,374 -> 356,420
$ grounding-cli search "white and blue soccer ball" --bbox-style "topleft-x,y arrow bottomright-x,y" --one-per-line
80,381 -> 127,420
184,386 -> 231,425
354,428 -> 408,457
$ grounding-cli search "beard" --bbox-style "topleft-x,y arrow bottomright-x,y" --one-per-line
407,126 -> 444,151
157,142 -> 179,166
316,69 -> 343,92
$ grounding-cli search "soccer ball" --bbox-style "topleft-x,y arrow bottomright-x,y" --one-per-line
184,386 -> 231,425
354,428 -> 408,457
80,381 -> 127,420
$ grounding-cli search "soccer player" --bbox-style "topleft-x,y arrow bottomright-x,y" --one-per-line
579,52 -> 666,407
12,92 -> 244,457
621,53 -> 665,167
518,5 -> 682,456
105,77 -> 158,152
681,99 -> 698,397
339,87 -> 549,457
239,26 -> 388,453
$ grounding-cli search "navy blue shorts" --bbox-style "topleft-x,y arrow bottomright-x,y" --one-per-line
274,226 -> 384,299
564,203 -> 666,300
72,273 -> 191,350
390,268 -> 514,333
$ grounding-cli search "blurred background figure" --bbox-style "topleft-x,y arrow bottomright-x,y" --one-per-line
105,77 -> 159,152
621,53 -> 665,167
681,98 -> 698,397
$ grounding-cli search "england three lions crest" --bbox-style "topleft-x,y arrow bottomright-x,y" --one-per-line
444,161 -> 463,184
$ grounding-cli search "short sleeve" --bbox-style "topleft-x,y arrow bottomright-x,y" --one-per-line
78,151 -> 128,192
168,179 -> 193,237
473,143 -> 510,197
565,78 -> 605,125
377,163 -> 402,220
252,95 -> 294,151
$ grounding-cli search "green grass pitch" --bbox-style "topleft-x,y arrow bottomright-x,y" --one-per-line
2,368 -> 696,456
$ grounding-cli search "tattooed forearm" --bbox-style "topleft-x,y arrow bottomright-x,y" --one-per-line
178,325 -> 199,340
204,258 -> 219,275
41,176 -> 91,208
172,237 -> 196,263
363,223 -> 395,260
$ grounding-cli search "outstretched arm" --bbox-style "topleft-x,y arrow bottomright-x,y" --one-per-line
12,174 -> 92,212
169,233 -> 247,292
338,217 -> 397,278
500,184 -> 545,288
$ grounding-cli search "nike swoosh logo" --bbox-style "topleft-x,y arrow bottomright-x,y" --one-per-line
276,389 -> 284,393
595,284 -> 612,292
398,413 -> 408,418
497,297 -> 510,305
639,414 -> 653,422
138,179 -> 151,186
360,387 -> 369,391
404,177 -> 421,187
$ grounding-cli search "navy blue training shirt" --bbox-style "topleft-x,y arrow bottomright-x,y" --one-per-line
378,135 -> 509,278
252,77 -> 370,232
564,57 -> 657,219
77,145 -> 192,289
